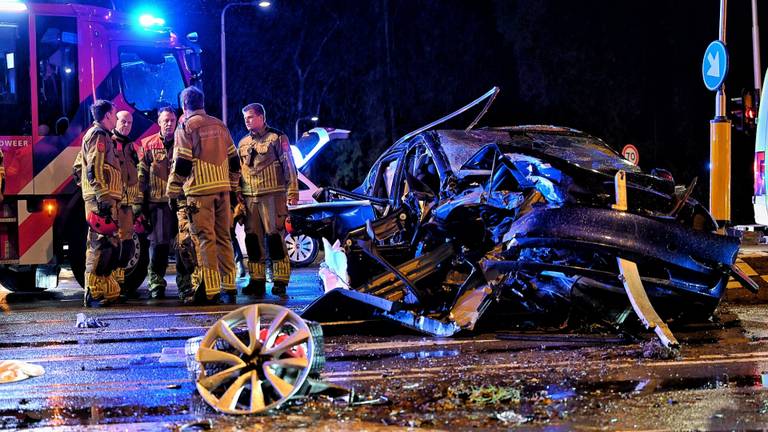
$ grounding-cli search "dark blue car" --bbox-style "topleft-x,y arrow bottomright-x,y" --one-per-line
295,90 -> 748,347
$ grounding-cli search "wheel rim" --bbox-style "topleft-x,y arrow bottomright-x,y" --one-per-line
123,234 -> 142,276
285,234 -> 315,263
195,304 -> 315,414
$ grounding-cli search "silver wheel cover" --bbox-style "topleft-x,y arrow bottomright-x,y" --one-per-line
194,304 -> 315,414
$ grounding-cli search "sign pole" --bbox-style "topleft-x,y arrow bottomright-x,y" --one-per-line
710,0 -> 731,229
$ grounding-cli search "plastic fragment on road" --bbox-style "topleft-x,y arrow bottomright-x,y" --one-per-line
0,360 -> 45,384
76,313 -> 109,328
318,238 -> 349,292
612,173 -> 677,348
495,410 -> 529,425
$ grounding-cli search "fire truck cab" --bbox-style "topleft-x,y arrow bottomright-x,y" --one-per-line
0,0 -> 200,291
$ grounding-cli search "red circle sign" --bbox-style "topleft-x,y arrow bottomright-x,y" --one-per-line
622,144 -> 639,166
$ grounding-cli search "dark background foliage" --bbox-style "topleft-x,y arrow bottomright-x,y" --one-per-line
125,0 -> 764,223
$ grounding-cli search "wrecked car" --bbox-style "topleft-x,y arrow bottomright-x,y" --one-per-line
293,88 -> 752,347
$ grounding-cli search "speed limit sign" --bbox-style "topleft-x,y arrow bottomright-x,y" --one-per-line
622,144 -> 639,166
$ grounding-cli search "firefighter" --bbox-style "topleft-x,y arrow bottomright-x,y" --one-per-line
78,99 -> 122,307
238,103 -> 299,297
111,110 -> 141,298
167,86 -> 240,304
138,106 -> 192,302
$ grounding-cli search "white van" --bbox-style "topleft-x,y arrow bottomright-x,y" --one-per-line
755,84 -> 768,224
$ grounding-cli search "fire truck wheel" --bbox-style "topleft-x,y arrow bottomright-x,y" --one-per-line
66,218 -> 88,289
120,235 -> 149,294
0,267 -> 38,292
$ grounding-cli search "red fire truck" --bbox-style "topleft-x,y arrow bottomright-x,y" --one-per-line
0,0 -> 200,291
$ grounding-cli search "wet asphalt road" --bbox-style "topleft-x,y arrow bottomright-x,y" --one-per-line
3,264 -> 768,430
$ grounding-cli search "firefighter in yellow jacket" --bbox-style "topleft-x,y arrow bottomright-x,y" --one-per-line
138,106 -> 193,301
238,103 -> 299,297
166,86 -> 240,304
111,110 -> 142,297
78,100 -> 122,307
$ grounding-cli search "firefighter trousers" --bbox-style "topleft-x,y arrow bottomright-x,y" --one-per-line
112,204 -> 135,291
147,203 -> 192,297
243,193 -> 290,284
175,206 -> 196,300
186,192 -> 236,298
84,197 -> 120,302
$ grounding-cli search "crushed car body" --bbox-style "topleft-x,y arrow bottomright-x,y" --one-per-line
293,88 -> 749,347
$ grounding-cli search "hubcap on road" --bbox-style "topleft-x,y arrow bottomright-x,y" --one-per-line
194,304 -> 316,414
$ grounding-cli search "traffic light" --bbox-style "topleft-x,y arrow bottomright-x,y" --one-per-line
744,89 -> 758,132
730,88 -> 759,134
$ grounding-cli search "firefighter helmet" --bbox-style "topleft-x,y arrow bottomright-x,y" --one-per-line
87,211 -> 118,236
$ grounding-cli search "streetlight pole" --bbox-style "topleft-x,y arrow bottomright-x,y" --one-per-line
221,1 -> 271,127
752,0 -> 762,94
294,116 -> 318,143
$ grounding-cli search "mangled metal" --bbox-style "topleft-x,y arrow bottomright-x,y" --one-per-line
296,89 -> 747,348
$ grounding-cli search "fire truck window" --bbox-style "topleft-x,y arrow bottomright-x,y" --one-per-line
36,16 -> 78,136
119,47 -> 185,112
0,17 -> 31,136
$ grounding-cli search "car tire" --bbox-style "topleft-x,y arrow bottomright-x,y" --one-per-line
285,233 -> 319,267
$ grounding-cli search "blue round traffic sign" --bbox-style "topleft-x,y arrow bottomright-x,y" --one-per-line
702,40 -> 728,91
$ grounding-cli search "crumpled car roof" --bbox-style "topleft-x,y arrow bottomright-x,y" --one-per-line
436,126 -> 640,175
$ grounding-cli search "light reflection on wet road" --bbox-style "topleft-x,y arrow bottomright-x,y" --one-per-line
3,266 -> 768,430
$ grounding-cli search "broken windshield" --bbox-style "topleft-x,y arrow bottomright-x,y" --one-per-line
504,132 -> 640,173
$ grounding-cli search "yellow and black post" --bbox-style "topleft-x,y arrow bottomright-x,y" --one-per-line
707,0 -> 731,229
710,115 -> 731,228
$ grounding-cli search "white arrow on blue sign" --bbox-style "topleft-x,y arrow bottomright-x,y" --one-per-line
702,40 -> 728,91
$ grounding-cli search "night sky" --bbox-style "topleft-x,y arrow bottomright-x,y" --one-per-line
127,0 -> 767,224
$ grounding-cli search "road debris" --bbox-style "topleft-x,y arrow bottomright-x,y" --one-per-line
75,313 -> 109,328
0,360 -> 45,383
318,238 -> 349,292
495,409 -> 529,425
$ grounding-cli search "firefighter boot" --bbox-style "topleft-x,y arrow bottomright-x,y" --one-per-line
147,243 -> 170,300
271,256 -> 290,297
182,285 -> 210,305
218,290 -> 238,305
176,271 -> 193,301
84,273 -> 120,308
237,259 -> 247,278
242,279 -> 266,297
243,260 -> 266,296
271,281 -> 287,297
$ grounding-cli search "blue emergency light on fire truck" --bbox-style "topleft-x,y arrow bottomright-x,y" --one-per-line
0,0 -> 201,291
